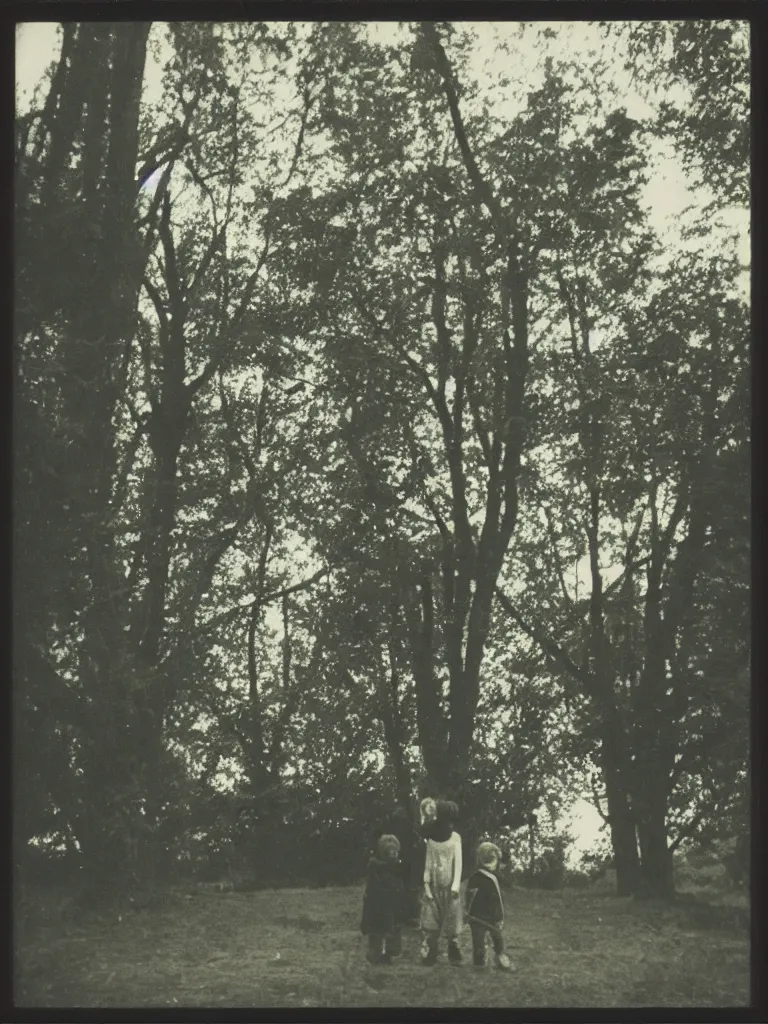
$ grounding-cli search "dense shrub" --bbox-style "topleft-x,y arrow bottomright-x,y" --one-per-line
564,869 -> 591,888
578,849 -> 614,881
523,836 -> 571,890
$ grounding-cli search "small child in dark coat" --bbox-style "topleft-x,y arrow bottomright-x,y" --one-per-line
372,807 -> 421,923
466,842 -> 513,970
361,834 -> 406,964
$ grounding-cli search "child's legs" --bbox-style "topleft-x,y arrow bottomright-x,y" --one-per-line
367,934 -> 385,961
419,891 -> 441,933
469,922 -> 488,964
406,888 -> 421,921
488,924 -> 505,957
431,885 -> 460,940
421,928 -> 439,959
385,927 -> 402,957
444,891 -> 463,940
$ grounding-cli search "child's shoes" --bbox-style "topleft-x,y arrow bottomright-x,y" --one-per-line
420,935 -> 438,966
496,953 -> 514,971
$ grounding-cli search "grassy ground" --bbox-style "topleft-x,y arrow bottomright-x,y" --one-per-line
14,880 -> 749,1008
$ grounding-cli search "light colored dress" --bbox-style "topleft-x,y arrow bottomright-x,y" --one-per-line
420,830 -> 463,937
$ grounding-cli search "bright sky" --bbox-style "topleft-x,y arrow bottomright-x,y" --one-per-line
14,20 -> 748,858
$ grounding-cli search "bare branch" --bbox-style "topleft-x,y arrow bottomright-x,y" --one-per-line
495,586 -> 591,688
261,566 -> 331,604
142,275 -> 169,330
282,86 -> 313,188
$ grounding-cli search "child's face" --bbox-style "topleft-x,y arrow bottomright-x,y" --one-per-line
421,800 -> 436,824
486,855 -> 499,873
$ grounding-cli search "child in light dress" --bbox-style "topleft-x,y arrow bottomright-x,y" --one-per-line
419,799 -> 463,966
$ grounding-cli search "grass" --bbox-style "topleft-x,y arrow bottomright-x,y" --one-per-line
14,880 -> 749,1008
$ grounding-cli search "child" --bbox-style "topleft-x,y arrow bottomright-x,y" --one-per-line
420,797 -> 437,828
361,834 -> 406,964
466,841 -> 513,971
411,798 -> 436,924
420,799 -> 463,966
373,806 -> 420,924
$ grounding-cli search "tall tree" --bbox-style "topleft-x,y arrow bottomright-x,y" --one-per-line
15,22 -> 152,885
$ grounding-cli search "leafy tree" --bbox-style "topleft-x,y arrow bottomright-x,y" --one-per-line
14,21 -> 749,904
497,206 -> 748,897
622,19 -> 749,206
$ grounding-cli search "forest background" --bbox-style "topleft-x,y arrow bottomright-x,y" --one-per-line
14,17 -> 750,913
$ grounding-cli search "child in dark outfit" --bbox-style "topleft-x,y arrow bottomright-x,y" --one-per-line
361,834 -> 406,964
466,842 -> 513,971
372,807 -> 421,923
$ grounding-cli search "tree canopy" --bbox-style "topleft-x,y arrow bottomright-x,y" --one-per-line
14,18 -> 749,901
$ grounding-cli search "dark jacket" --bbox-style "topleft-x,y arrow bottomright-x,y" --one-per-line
361,856 -> 406,935
466,867 -> 505,926
373,813 -> 428,890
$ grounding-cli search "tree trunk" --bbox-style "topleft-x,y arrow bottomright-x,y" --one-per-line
380,604 -> 414,813
602,748 -> 641,896
406,571 -> 450,794
528,817 -> 536,880
15,25 -> 151,892
637,813 -> 675,900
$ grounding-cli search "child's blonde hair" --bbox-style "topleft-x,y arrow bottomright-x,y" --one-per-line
420,798 -> 437,823
476,841 -> 502,868
376,834 -> 400,861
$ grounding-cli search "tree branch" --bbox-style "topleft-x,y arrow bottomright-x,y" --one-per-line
261,566 -> 331,604
185,226 -> 225,307
282,86 -> 313,188
421,23 -> 506,243
495,586 -> 591,689
544,506 -> 575,612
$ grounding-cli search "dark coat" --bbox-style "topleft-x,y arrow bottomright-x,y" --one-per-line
372,813 -> 422,889
466,867 -> 505,926
361,856 -> 406,935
